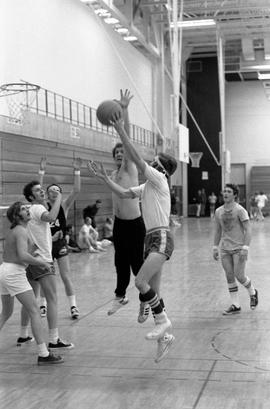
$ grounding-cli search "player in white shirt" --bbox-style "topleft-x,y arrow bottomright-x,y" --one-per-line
87,112 -> 177,363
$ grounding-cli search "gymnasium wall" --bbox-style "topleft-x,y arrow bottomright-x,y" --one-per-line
1,0 -> 160,132
225,81 -> 270,198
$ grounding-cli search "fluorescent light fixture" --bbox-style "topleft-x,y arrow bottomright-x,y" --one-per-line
170,19 -> 216,28
104,17 -> 119,24
247,64 -> 270,70
94,8 -> 110,16
115,27 -> 129,34
258,72 -> 270,80
124,35 -> 138,42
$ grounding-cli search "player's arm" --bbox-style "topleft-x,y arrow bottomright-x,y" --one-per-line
16,228 -> 51,268
239,219 -> 251,259
87,161 -> 134,199
41,191 -> 62,222
112,114 -> 146,175
62,157 -> 82,215
213,217 -> 221,260
38,157 -> 47,185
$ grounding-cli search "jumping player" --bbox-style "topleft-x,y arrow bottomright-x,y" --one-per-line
213,183 -> 258,314
87,112 -> 177,363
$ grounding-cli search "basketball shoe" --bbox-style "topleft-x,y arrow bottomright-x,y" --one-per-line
145,313 -> 172,340
40,305 -> 47,318
138,302 -> 150,323
107,296 -> 129,316
250,289 -> 258,310
222,304 -> 241,315
155,333 -> 175,363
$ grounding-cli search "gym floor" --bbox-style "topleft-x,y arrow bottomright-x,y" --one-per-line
1,217 -> 270,409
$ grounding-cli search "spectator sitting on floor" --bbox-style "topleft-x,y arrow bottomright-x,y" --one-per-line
78,217 -> 110,252
65,224 -> 81,253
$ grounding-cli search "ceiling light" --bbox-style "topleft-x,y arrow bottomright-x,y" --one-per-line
258,72 -> 270,80
115,27 -> 129,34
247,64 -> 270,70
170,19 -> 216,28
124,35 -> 138,42
104,17 -> 119,24
94,8 -> 110,16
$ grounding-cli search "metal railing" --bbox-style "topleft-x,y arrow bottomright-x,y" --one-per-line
23,85 -> 155,148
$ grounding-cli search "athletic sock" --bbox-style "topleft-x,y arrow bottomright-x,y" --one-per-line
139,289 -> 163,315
20,326 -> 29,338
228,282 -> 240,307
242,277 -> 256,296
68,295 -> 76,308
37,343 -> 49,357
40,297 -> 47,307
49,328 -> 59,344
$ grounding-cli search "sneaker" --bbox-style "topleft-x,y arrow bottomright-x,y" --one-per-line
138,302 -> 150,324
155,333 -> 175,363
107,297 -> 129,316
145,318 -> 172,341
222,304 -> 241,315
250,289 -> 258,310
17,336 -> 34,346
71,306 -> 79,319
48,338 -> 74,350
40,305 -> 47,318
38,352 -> 64,365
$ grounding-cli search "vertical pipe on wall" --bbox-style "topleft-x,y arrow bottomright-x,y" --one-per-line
217,34 -> 227,189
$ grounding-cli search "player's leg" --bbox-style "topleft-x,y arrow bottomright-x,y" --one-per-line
0,294 -> 14,330
57,255 -> 79,319
221,252 -> 241,314
233,252 -> 258,310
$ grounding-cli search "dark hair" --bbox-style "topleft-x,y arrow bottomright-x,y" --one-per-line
158,153 -> 177,176
112,142 -> 123,158
23,180 -> 40,202
47,183 -> 62,193
225,183 -> 239,198
7,201 -> 24,229
96,199 -> 102,204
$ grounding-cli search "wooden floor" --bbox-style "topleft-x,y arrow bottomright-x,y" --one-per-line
1,217 -> 270,409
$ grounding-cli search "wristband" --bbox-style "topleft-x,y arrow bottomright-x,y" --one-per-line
213,245 -> 219,251
74,170 -> 80,175
242,245 -> 249,251
38,170 -> 45,175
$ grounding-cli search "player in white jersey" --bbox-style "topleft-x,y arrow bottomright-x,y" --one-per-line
213,184 -> 258,315
87,112 -> 177,363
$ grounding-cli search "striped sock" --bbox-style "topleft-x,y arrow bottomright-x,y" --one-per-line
139,289 -> 163,315
228,282 -> 240,307
242,277 -> 255,296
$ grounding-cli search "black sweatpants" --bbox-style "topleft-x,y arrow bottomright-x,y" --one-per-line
113,216 -> 146,298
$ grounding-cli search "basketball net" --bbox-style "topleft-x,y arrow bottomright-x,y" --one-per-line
189,152 -> 203,168
0,82 -> 40,124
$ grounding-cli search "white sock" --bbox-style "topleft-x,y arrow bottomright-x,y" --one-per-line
20,326 -> 29,338
68,295 -> 76,308
243,278 -> 256,296
49,328 -> 59,344
37,343 -> 49,357
40,297 -> 47,307
228,283 -> 240,307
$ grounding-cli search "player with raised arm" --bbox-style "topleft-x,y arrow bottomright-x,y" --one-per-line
87,111 -> 177,363
0,202 -> 63,365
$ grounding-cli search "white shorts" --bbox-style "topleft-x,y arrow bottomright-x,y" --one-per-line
0,262 -> 32,297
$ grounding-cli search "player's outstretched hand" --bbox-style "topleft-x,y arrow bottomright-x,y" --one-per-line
87,160 -> 107,180
118,89 -> 133,109
40,157 -> 47,171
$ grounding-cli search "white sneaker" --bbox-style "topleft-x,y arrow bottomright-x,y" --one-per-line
155,333 -> 175,363
137,302 -> 150,324
107,297 -> 129,316
145,318 -> 172,341
40,305 -> 47,318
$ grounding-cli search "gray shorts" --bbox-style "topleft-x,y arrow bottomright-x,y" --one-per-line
144,228 -> 174,260
26,262 -> 55,281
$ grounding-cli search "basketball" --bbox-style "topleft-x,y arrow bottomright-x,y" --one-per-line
96,100 -> 123,126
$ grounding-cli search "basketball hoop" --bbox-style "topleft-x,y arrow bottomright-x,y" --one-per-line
189,152 -> 203,168
0,82 -> 40,124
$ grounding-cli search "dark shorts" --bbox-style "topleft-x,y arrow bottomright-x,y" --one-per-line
26,262 -> 55,281
144,228 -> 174,260
52,239 -> 69,260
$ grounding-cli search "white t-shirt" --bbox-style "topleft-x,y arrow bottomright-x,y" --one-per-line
130,164 -> 170,231
255,194 -> 268,209
78,224 -> 91,248
27,204 -> 52,262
